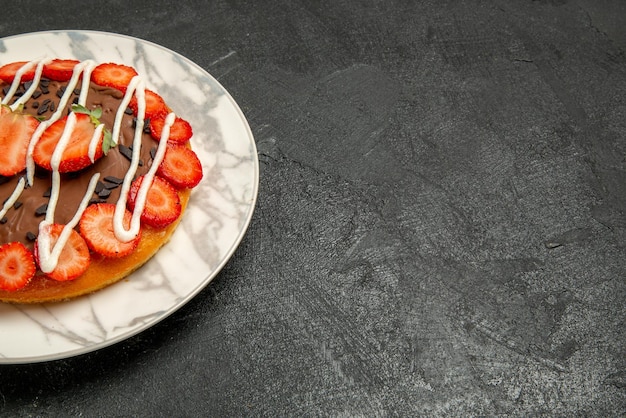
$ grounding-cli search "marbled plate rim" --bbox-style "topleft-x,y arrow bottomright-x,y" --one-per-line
0,30 -> 259,364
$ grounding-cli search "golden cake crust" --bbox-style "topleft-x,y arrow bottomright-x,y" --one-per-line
0,189 -> 190,304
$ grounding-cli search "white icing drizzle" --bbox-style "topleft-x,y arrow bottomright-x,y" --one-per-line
0,176 -> 25,220
0,60 -> 39,106
111,76 -> 175,243
10,59 -> 50,111
37,174 -> 100,273
0,58 -> 166,272
25,60 -> 96,186
113,112 -> 174,242
88,123 -> 105,162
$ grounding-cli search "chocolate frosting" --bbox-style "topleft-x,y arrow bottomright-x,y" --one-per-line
0,80 -> 158,250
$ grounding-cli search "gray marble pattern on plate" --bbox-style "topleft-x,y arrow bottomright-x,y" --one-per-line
0,30 -> 258,363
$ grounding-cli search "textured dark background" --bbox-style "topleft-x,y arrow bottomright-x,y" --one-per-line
0,0 -> 625,416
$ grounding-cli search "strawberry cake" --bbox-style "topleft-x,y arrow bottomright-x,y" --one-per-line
0,59 -> 203,303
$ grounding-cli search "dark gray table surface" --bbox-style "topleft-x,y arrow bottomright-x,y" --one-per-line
0,1 -> 624,416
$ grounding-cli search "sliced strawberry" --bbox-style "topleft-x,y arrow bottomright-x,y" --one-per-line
0,242 -> 36,291
149,116 -> 193,143
0,61 -> 35,83
157,145 -> 203,189
79,203 -> 141,258
0,105 -> 40,176
33,113 -> 104,172
91,63 -> 138,93
128,89 -> 169,119
43,59 -> 80,81
34,224 -> 90,282
127,175 -> 181,228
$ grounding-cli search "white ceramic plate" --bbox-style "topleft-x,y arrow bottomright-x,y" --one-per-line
0,31 -> 258,363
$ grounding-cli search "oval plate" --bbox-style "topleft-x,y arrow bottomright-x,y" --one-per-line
0,30 -> 258,363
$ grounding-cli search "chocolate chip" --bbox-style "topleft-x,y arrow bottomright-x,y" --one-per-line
0,217 -> 6,224
26,232 -> 37,242
150,147 -> 157,161
32,90 -> 42,99
31,101 -> 39,109
125,107 -> 133,115
13,201 -> 22,210
43,187 -> 52,198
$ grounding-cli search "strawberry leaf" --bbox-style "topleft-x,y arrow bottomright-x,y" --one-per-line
102,128 -> 115,155
71,103 -> 90,115
70,104 -> 115,155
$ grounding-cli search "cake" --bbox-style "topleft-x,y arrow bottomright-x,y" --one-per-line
0,58 -> 203,303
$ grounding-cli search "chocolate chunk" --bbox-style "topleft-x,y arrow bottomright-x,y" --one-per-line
103,176 -> 123,185
95,181 -> 105,194
118,144 -> 133,161
43,187 -> 52,198
150,147 -> 157,161
0,217 -> 6,224
37,102 -> 49,115
32,90 -> 42,99
13,201 -> 22,210
35,204 -> 48,216
97,188 -> 112,199
124,107 -> 133,115
26,232 -> 37,242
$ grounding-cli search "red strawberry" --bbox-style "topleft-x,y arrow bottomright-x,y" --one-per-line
157,145 -> 203,189
0,61 -> 35,83
0,105 -> 40,176
91,63 -> 138,93
34,224 -> 90,282
0,242 -> 36,291
79,203 -> 141,258
33,113 -> 104,172
43,59 -> 80,81
127,175 -> 181,228
149,116 -> 193,143
128,89 -> 169,119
